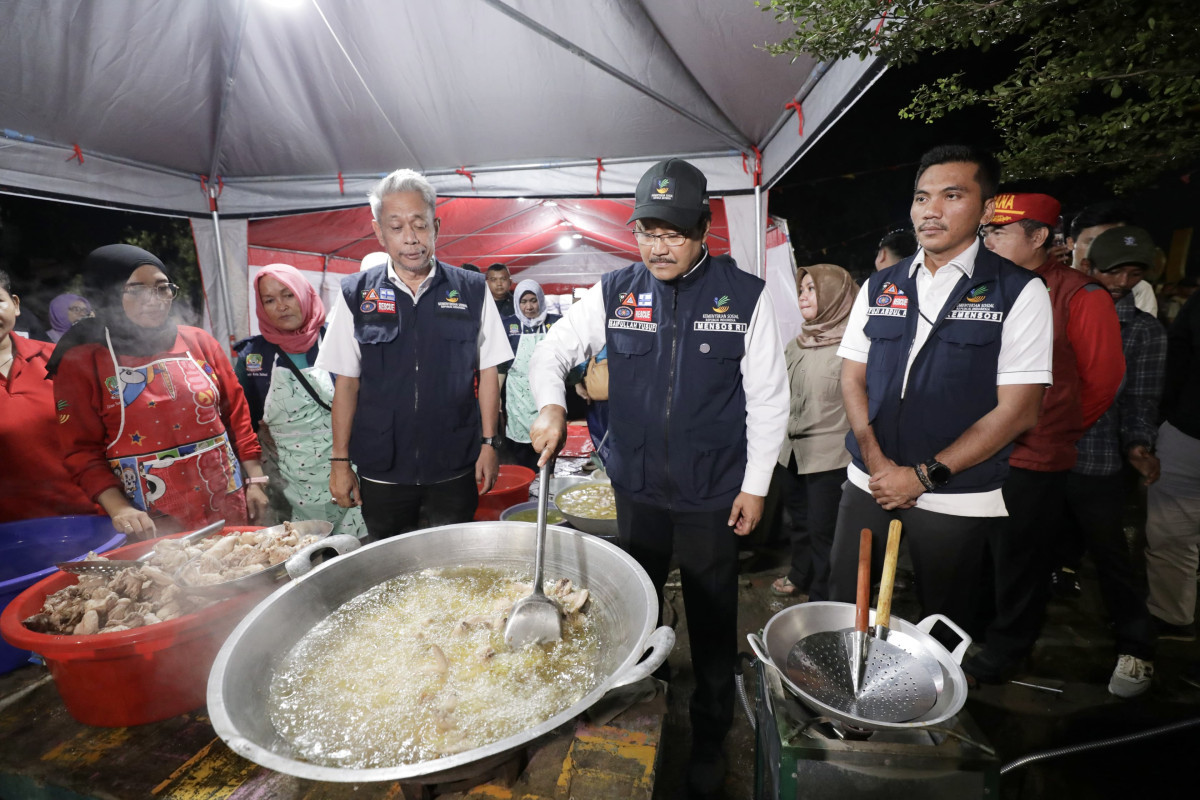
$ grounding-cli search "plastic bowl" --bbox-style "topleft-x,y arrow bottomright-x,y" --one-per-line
0,515 -> 126,674
474,465 -> 536,521
499,500 -> 570,527
0,526 -> 270,726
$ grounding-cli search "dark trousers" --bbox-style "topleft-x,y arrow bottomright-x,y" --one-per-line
778,466 -> 844,601
614,491 -> 738,749
1064,471 -> 1155,660
975,467 -> 1065,669
358,471 -> 479,541
829,484 -> 993,641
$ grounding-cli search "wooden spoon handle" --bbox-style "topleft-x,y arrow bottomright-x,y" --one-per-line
855,528 -> 872,634
876,520 -> 903,630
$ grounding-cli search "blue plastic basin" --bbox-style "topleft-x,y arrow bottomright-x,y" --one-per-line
0,515 -> 125,673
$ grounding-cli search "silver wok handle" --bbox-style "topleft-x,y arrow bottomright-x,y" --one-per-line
608,626 -> 676,689
284,534 -> 362,580
746,632 -> 786,683
915,613 -> 973,664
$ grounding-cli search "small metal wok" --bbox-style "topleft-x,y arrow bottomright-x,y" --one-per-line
174,521 -> 360,597
748,601 -> 972,731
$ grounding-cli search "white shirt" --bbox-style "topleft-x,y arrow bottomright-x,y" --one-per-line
837,239 -> 1054,517
315,259 -> 513,377
529,256 -> 789,497
1131,279 -> 1157,318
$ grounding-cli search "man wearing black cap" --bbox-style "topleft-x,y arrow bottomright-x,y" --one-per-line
528,158 -> 789,797
1063,225 -> 1165,696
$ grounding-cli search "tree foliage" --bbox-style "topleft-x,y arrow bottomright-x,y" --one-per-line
759,0 -> 1200,190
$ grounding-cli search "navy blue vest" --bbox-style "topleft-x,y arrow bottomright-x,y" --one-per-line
601,255 -> 763,512
233,333 -> 323,430
847,245 -> 1040,493
342,262 -> 487,484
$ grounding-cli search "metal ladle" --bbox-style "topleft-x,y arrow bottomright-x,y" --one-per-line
503,460 -> 563,648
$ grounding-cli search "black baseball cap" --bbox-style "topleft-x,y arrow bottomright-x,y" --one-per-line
1088,226 -> 1158,272
628,158 -> 709,231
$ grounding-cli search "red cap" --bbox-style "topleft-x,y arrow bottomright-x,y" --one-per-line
991,192 -> 1061,227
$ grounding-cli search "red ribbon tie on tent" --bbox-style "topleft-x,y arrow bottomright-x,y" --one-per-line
200,175 -> 224,211
66,144 -> 84,164
456,167 -> 476,192
784,101 -> 805,138
753,146 -> 763,188
873,1 -> 893,43
742,152 -> 749,175
595,157 -> 605,196
338,171 -> 345,195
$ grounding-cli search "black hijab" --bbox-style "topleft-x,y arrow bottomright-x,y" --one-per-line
46,244 -> 179,376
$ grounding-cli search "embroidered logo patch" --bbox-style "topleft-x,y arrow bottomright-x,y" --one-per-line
651,177 -> 674,200
966,285 -> 989,303
361,288 -> 379,301
245,353 -> 263,372
634,308 -> 653,322
637,292 -> 653,307
893,296 -> 909,309
882,282 -> 899,294
378,287 -> 396,301
445,289 -> 460,303
712,295 -> 731,313
614,306 -> 634,319
377,300 -> 396,314
360,301 -> 377,313
876,294 -> 892,306
621,292 -> 638,307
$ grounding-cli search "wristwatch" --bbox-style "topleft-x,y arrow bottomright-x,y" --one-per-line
480,436 -> 500,448
922,458 -> 953,489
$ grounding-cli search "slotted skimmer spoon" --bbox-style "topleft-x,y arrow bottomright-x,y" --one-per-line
783,526 -> 938,724
56,519 -> 226,576
504,460 -> 563,648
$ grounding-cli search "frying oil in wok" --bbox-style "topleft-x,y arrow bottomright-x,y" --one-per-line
268,566 -> 600,768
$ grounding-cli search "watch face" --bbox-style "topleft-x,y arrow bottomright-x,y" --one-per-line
929,463 -> 951,484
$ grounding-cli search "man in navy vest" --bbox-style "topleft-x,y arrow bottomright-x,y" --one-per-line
528,158 -> 788,798
828,145 -> 1054,645
316,169 -> 512,539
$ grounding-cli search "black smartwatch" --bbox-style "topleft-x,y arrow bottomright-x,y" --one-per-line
480,436 -> 500,448
922,458 -> 953,489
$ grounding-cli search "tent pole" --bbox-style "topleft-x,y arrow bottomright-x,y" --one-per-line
209,195 -> 237,353
754,184 -> 764,279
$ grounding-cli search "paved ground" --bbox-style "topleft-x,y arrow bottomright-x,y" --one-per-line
651,542 -> 1200,799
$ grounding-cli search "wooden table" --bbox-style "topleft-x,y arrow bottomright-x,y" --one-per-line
0,665 -> 665,800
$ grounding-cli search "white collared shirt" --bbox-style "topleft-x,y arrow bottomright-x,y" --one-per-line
837,238 -> 1053,517
316,258 -> 513,378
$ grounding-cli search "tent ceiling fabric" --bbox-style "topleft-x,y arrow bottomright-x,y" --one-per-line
0,0 -> 881,216
246,196 -> 733,270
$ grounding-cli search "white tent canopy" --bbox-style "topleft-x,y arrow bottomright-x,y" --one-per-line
0,0 -> 883,345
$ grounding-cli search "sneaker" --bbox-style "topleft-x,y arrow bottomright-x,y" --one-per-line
1109,655 -> 1153,698
1151,616 -> 1197,642
1050,567 -> 1082,599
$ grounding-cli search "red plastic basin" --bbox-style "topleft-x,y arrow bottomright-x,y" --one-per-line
474,465 -> 536,521
0,526 -> 271,727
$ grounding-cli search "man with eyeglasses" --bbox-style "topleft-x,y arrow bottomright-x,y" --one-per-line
529,158 -> 788,799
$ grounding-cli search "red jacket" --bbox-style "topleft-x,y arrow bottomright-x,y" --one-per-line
54,326 -> 262,502
0,334 -> 100,521
1010,259 -> 1124,471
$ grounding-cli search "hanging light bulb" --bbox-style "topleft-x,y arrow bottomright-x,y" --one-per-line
558,236 -> 574,250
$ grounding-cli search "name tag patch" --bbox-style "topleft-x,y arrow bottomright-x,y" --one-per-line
693,320 -> 748,332
946,307 -> 1003,322
866,306 -> 906,317
608,318 -> 657,333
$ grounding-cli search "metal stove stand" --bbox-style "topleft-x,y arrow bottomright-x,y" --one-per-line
754,659 -> 999,799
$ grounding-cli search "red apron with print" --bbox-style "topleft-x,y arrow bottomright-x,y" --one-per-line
105,350 -> 248,529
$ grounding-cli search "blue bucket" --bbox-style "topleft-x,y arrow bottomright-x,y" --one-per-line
0,515 -> 126,673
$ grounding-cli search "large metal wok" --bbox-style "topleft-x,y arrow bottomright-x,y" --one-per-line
748,601 -> 971,731
207,521 -> 674,784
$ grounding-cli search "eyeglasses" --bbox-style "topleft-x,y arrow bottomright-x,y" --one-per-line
632,229 -> 691,247
123,283 -> 179,300
67,304 -> 91,314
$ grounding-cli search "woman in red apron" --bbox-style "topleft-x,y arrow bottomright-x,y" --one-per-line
49,245 -> 268,539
